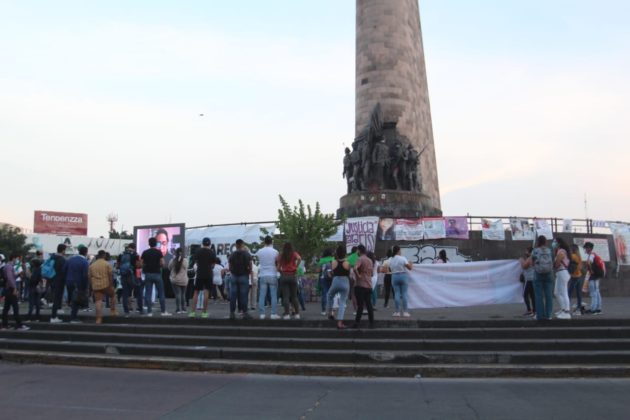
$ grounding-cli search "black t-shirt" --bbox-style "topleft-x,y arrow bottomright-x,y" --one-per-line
195,247 -> 216,280
141,248 -> 163,273
229,250 -> 251,276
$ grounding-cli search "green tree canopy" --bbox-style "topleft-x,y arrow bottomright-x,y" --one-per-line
275,195 -> 342,270
0,224 -> 32,257
109,229 -> 133,239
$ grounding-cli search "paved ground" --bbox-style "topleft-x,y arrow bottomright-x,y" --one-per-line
14,295 -> 630,322
0,363 -> 628,420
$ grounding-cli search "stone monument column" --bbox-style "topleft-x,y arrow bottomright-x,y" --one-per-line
340,0 -> 440,217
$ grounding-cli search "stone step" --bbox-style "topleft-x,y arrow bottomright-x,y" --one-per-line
2,350 -> 630,378
26,321 -> 630,340
2,337 -> 630,365
6,330 -> 630,352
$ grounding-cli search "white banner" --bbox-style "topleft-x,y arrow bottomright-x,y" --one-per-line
406,260 -> 522,309
28,234 -> 131,257
563,219 -> 573,233
423,218 -> 446,239
393,219 -> 425,240
185,224 -> 277,257
481,219 -> 505,241
608,223 -> 630,265
345,217 -> 378,252
534,219 -> 553,240
509,218 -> 534,241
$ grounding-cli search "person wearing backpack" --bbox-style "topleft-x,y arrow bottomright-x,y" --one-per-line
553,238 -> 572,319
584,242 -> 606,315
228,239 -> 253,320
1,253 -> 29,330
27,258 -> 44,321
531,235 -> 554,321
118,243 -> 141,316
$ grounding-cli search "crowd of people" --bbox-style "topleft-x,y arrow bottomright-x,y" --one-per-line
0,233 -> 608,330
519,237 -> 606,320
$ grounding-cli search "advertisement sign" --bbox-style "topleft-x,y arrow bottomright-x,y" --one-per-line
34,210 -> 88,235
134,223 -> 186,266
345,217 -> 378,252
481,219 -> 505,241
445,217 -> 469,239
609,223 -> 630,265
509,218 -> 535,241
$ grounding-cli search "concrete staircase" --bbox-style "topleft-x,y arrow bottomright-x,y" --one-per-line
1,317 -> 629,378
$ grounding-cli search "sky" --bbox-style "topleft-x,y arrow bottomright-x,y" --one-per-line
1,0 -> 629,237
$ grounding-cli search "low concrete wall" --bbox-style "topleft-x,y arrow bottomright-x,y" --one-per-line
375,232 -> 630,297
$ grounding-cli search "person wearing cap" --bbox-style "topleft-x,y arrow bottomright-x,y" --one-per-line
118,243 -> 141,316
64,245 -> 90,323
189,237 -> 216,318
584,242 -> 606,314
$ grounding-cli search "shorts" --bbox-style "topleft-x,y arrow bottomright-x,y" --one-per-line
194,277 -> 212,291
93,285 -> 115,301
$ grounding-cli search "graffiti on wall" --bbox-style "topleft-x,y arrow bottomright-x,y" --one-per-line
401,244 -> 471,264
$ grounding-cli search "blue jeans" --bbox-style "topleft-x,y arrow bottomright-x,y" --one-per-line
230,274 -> 249,314
121,273 -> 138,314
533,272 -> 554,320
258,276 -> 278,316
589,279 -> 602,311
392,272 -> 409,312
568,276 -> 584,308
326,276 -> 349,320
144,273 -> 165,314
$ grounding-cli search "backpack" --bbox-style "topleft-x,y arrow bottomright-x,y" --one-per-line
591,254 -> 605,279
119,252 -> 133,276
533,247 -> 553,274
0,265 -> 6,288
41,256 -> 56,279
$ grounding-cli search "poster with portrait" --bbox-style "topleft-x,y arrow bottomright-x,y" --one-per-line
573,237 -> 611,262
509,218 -> 535,241
376,218 -> 396,240
423,218 -> 447,240
563,219 -> 573,233
134,223 -> 186,266
609,223 -> 630,265
481,219 -> 505,241
393,219 -> 425,241
534,219 -> 553,240
444,217 -> 469,239
345,217 -> 378,252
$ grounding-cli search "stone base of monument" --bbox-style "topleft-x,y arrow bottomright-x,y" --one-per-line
338,190 -> 442,219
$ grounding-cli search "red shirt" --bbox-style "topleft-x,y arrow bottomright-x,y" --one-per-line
276,252 -> 301,274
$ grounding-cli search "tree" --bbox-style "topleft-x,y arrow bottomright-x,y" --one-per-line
109,229 -> 133,239
275,195 -> 343,270
0,224 -> 32,257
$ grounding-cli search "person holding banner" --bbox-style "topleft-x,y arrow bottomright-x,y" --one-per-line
326,245 -> 351,329
389,245 -> 413,317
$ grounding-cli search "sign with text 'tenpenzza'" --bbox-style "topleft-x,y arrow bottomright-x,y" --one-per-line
34,210 -> 88,235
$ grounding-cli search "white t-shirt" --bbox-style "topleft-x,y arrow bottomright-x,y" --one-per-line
389,255 -> 410,273
213,263 -> 224,285
255,246 -> 279,278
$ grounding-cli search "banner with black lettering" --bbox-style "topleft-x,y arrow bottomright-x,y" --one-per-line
345,217 -> 379,253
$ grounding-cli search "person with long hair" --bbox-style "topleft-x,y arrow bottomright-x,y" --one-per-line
326,245 -> 351,329
519,246 -> 536,317
381,249 -> 394,308
389,245 -> 413,317
168,248 -> 188,314
531,235 -> 554,321
433,250 -> 449,264
554,237 -> 572,319
568,244 -> 585,315
276,242 -> 302,320
351,245 -> 375,329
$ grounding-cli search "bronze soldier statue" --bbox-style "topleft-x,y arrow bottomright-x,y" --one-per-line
350,140 -> 363,191
342,147 -> 353,194
372,136 -> 390,190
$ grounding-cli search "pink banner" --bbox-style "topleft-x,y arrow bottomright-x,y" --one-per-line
34,210 -> 88,235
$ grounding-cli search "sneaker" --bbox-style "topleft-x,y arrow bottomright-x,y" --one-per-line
146,313 -> 153,317
242,313 -> 253,320
70,319 -> 82,324
282,315 -> 291,320
16,325 -> 30,331
402,312 -> 411,318
201,312 -> 209,319
593,309 -> 602,315
572,309 -> 582,316
57,310 -> 65,315
392,312 -> 401,317
50,317 -> 63,324
161,312 -> 172,317
556,311 -> 571,320
188,311 -> 196,318
259,314 -> 266,320
269,314 -> 281,320
229,312 -> 236,320
321,311 -> 327,316
293,314 -> 301,320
